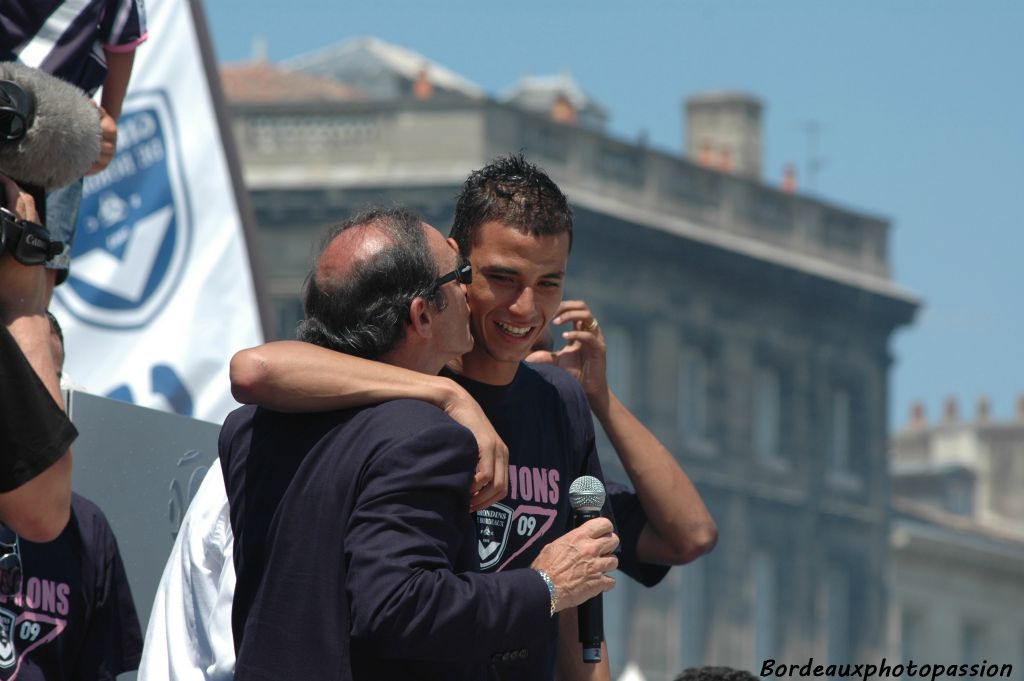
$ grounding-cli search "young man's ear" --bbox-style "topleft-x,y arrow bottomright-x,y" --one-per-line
407,297 -> 433,339
446,237 -> 461,255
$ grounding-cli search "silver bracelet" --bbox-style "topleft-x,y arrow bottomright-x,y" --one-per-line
534,568 -> 557,617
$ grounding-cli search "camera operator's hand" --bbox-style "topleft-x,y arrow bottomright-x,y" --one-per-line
0,175 -> 48,321
0,173 -> 41,224
88,105 -> 117,175
531,517 -> 618,612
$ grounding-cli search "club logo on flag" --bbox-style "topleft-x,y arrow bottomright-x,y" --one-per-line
54,90 -> 192,330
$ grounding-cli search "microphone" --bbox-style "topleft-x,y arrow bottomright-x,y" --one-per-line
0,62 -> 101,189
568,475 -> 606,663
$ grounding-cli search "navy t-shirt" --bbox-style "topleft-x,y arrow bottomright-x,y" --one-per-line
449,362 -> 667,680
0,494 -> 141,681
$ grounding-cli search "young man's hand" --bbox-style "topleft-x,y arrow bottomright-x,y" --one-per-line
527,300 -> 611,414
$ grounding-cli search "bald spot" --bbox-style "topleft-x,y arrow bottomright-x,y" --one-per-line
316,223 -> 395,286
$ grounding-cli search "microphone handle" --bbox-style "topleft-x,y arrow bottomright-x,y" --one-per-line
572,508 -> 603,663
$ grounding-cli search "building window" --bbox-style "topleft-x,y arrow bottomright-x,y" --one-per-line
680,558 -> 706,668
828,388 -> 851,474
604,324 -> 633,408
753,365 -> 782,462
678,347 -> 708,441
946,478 -> 974,517
753,551 -> 778,666
825,566 -> 850,666
900,607 -> 923,668
962,621 -> 988,663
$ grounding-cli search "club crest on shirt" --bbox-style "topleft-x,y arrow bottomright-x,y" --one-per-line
0,609 -> 14,669
0,607 -> 67,680
475,503 -> 514,570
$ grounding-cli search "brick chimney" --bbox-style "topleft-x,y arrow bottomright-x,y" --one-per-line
782,164 -> 797,193
976,396 -> 991,423
685,91 -> 763,180
943,396 -> 958,424
909,401 -> 926,429
719,147 -> 732,173
551,93 -> 578,125
412,65 -> 433,101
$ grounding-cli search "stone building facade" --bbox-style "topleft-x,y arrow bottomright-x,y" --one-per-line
889,400 -> 1024,672
220,38 -> 919,680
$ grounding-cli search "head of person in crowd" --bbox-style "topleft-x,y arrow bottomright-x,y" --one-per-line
298,206 -> 472,376
672,666 -> 759,681
447,154 -> 575,383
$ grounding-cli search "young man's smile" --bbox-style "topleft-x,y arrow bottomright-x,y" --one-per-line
456,220 -> 570,385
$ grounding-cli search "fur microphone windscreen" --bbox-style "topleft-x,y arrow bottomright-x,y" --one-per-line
0,62 -> 102,189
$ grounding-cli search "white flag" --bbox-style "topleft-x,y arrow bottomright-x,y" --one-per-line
52,0 -> 264,424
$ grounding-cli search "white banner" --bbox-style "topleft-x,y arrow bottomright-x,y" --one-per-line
51,0 -> 263,424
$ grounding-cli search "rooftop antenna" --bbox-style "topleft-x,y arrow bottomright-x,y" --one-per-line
800,120 -> 826,192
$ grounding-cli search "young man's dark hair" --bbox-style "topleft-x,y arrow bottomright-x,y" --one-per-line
449,153 -> 574,256
298,206 -> 447,359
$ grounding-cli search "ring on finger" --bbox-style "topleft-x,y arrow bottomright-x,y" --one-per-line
587,319 -> 600,333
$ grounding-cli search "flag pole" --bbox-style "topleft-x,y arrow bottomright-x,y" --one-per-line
186,0 -> 273,341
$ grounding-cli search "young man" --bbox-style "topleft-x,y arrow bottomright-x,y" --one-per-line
231,156 -> 716,679
215,208 -> 618,680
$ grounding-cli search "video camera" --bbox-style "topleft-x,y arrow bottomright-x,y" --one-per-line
0,206 -> 62,265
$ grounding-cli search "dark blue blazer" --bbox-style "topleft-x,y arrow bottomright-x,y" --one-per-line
221,400 -> 550,681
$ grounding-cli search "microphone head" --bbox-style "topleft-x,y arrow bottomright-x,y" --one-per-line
568,475 -> 606,513
0,62 -> 101,189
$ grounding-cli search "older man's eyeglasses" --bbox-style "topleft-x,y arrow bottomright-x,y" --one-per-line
435,259 -> 472,288
0,524 -> 22,596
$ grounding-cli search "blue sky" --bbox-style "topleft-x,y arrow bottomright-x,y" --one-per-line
205,0 -> 1023,429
